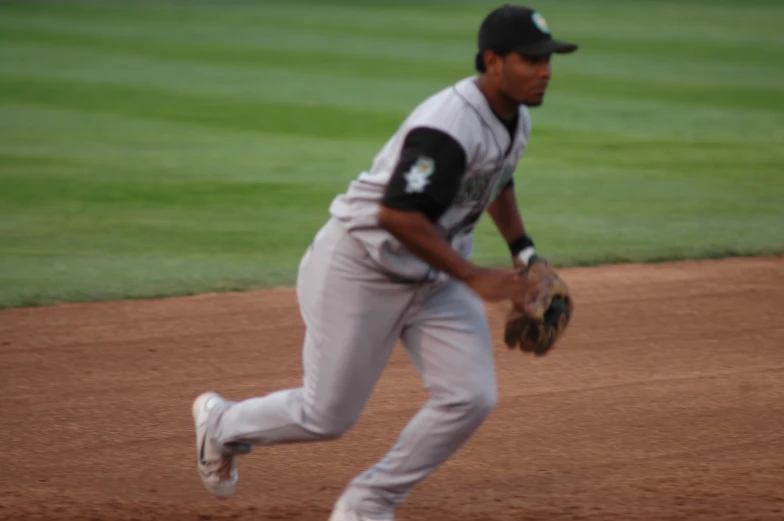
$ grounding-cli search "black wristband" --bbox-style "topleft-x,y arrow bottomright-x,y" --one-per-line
508,235 -> 535,257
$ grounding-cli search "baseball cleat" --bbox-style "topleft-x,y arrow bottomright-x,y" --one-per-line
192,392 -> 238,499
328,498 -> 393,521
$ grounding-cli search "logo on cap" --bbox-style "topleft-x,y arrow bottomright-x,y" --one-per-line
532,12 -> 550,34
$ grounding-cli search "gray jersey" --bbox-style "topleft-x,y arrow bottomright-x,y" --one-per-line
329,76 -> 532,282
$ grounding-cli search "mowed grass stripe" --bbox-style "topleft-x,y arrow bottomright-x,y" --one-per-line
3,4 -> 783,96
3,45 -> 781,142
0,103 -> 379,185
5,102 -> 780,189
3,24 -> 782,73
552,75 -> 783,112
3,0 -> 783,53
0,76 -> 406,140
524,133 -> 784,181
0,9 -> 476,64
4,67 -> 779,142
2,32 -> 782,115
0,28 -> 466,83
3,0 -> 782,47
1,13 -> 781,93
3,69 -> 779,145
0,43 -> 449,114
0,1 -> 482,43
1,176 -> 339,240
3,3 -> 780,86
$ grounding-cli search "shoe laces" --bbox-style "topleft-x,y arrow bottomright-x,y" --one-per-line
202,453 -> 234,481
216,457 -> 234,481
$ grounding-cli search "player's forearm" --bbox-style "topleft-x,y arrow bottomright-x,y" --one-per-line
377,206 -> 477,282
487,186 -> 537,265
487,186 -> 527,242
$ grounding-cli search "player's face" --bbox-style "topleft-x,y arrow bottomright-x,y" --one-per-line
500,52 -> 552,107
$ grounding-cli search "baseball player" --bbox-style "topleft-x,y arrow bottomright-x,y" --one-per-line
192,5 -> 578,520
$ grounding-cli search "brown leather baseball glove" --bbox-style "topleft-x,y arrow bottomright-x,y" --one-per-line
504,258 -> 574,356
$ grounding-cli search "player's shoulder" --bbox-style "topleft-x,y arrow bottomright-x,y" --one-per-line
405,77 -> 486,148
411,77 -> 483,122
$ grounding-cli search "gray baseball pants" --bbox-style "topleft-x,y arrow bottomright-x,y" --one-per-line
208,218 -> 497,519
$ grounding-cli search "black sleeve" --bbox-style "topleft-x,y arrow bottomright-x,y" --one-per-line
380,127 -> 467,222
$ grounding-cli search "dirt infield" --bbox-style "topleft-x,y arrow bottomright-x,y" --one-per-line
1,257 -> 783,521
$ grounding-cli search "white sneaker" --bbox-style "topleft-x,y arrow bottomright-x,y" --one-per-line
192,392 -> 238,499
328,498 -> 392,521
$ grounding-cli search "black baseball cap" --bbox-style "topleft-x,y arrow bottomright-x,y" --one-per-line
478,5 -> 578,60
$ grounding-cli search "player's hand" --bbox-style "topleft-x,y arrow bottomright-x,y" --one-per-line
463,267 -> 533,302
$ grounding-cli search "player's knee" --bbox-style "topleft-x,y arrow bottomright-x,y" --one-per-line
443,384 -> 497,421
313,419 -> 354,440
468,385 -> 497,418
302,408 -> 358,440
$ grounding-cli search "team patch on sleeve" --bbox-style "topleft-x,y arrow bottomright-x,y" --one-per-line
404,157 -> 435,193
381,127 -> 468,222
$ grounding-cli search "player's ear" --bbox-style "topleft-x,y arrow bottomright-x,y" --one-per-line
482,50 -> 502,76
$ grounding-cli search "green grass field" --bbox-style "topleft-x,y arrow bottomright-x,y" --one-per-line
1,0 -> 783,308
